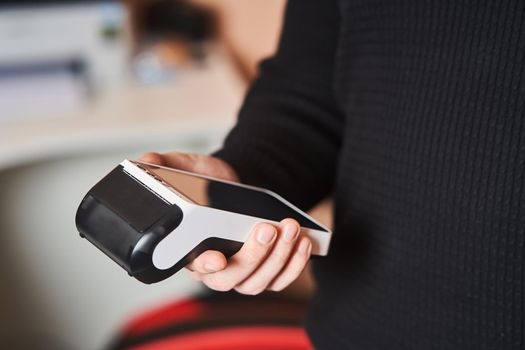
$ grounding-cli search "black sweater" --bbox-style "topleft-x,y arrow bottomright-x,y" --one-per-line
216,0 -> 525,349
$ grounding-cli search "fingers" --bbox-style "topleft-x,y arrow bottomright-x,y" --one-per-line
198,223 -> 277,292
186,250 -> 228,274
267,236 -> 312,292
138,152 -> 240,182
234,218 -> 301,295
138,152 -> 196,171
161,153 -> 200,171
161,153 -> 238,181
188,219 -> 311,295
138,152 -> 166,166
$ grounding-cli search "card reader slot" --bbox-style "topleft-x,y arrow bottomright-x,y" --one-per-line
90,165 -> 171,233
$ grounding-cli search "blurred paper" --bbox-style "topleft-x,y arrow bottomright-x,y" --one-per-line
0,68 -> 87,121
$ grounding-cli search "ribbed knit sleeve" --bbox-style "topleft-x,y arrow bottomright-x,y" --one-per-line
215,0 -> 343,210
212,1 -> 525,348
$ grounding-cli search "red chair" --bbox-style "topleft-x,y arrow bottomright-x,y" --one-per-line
109,292 -> 313,350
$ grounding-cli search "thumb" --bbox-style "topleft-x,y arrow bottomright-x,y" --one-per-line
138,152 -> 166,166
161,153 -> 200,172
138,152 -> 198,172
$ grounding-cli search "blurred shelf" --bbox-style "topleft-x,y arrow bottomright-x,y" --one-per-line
0,46 -> 246,170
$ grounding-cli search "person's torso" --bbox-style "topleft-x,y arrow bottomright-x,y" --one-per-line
307,1 -> 525,349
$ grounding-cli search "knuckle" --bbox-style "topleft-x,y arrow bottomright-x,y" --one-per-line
274,250 -> 292,266
243,246 -> 267,266
292,249 -> 306,263
188,153 -> 199,160
289,257 -> 307,274
182,153 -> 197,163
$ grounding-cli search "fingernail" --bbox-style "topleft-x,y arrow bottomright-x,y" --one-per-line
298,239 -> 312,255
257,226 -> 276,244
283,223 -> 299,242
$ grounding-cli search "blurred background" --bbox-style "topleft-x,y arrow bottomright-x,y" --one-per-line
0,1 -> 330,349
